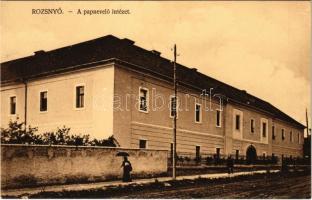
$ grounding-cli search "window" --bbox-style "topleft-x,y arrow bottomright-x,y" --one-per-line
272,126 -> 275,140
282,129 -> 285,140
235,150 -> 239,160
260,118 -> 268,143
216,148 -> 220,159
76,86 -> 84,108
139,87 -> 148,112
235,115 -> 240,130
290,131 -> 293,142
196,146 -> 200,159
10,96 -> 16,115
170,96 -> 178,118
195,103 -> 201,123
40,91 -> 48,112
216,110 -> 221,127
139,139 -> 147,149
250,119 -> 255,133
233,109 -> 243,139
262,122 -> 267,137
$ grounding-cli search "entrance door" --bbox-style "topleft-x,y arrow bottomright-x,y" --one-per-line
246,145 -> 257,164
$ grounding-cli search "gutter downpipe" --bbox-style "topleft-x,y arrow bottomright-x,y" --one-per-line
23,79 -> 28,130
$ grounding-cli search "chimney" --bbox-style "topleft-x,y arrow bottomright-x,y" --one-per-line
34,50 -> 46,56
151,50 -> 161,56
121,38 -> 135,45
191,68 -> 198,72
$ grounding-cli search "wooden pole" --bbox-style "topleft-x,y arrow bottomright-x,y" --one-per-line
172,44 -> 177,179
306,108 -> 309,136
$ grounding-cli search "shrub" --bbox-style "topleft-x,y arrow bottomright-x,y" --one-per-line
1,120 -> 119,147
89,136 -> 120,147
1,120 -> 39,144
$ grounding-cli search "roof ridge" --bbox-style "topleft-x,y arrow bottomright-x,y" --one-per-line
0,34 -> 305,128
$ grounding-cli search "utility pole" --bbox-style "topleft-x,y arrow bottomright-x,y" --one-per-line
172,44 -> 177,180
306,108 -> 309,136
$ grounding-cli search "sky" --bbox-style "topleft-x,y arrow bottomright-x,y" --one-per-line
1,1 -> 311,134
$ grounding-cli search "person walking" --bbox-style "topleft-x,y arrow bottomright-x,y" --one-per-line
121,156 -> 132,182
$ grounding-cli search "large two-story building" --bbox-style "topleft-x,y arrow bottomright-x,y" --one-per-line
1,35 -> 305,160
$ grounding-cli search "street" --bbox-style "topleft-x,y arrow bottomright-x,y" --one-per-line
118,172 -> 311,199
10,170 -> 310,199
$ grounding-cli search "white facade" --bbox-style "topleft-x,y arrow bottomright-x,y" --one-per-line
1,64 -> 115,139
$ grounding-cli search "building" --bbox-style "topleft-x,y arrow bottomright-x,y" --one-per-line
1,35 -> 305,160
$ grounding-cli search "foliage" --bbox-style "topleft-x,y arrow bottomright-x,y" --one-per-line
1,120 -> 119,147
90,136 -> 120,147
1,120 -> 39,144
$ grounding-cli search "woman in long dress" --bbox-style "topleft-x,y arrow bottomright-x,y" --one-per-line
121,156 -> 132,182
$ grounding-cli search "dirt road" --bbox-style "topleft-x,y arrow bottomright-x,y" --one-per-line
118,172 -> 311,199
9,171 -> 310,198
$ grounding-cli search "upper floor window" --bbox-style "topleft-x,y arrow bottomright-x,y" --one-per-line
139,87 -> 148,112
40,91 -> 48,112
10,96 -> 16,115
262,122 -> 267,138
290,131 -> 293,142
195,103 -> 202,123
235,115 -> 240,130
216,110 -> 221,127
76,86 -> 85,108
250,119 -> 255,133
170,96 -> 178,118
272,126 -> 275,140
282,129 -> 285,140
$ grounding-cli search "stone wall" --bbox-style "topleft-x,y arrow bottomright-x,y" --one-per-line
1,144 -> 168,189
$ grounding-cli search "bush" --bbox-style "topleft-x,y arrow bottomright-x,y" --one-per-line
1,120 -> 119,147
90,136 -> 120,147
1,120 -> 39,144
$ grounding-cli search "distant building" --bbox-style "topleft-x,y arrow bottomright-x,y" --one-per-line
0,35 -> 305,160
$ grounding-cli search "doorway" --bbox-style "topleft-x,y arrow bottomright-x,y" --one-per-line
246,145 -> 257,164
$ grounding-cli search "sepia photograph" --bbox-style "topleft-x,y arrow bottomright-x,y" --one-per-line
0,1 -> 311,199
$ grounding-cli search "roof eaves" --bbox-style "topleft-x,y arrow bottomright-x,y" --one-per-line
1,58 -> 117,84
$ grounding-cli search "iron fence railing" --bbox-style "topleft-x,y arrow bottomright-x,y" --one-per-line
167,152 -> 310,166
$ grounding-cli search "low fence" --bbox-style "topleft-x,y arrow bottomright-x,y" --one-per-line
167,152 -> 309,166
1,144 -> 168,189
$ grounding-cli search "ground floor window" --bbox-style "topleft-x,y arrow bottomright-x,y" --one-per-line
196,146 -> 200,160
139,139 -> 147,149
216,148 -> 220,159
235,150 -> 239,160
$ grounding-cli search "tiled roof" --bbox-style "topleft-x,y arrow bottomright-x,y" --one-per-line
0,35 -> 305,128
